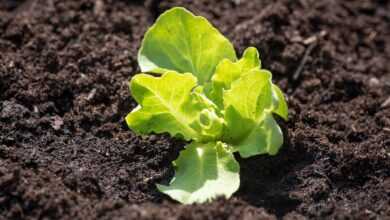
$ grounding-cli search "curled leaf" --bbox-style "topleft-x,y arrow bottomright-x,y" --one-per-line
209,47 -> 261,107
272,84 -> 288,121
157,142 -> 240,204
126,71 -> 223,142
223,70 -> 283,157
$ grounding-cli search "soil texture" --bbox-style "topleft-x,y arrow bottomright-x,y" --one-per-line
0,0 -> 389,219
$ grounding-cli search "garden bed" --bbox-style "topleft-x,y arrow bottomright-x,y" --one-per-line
0,0 -> 389,219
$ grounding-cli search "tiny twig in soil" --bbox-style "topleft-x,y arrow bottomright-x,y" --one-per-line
293,43 -> 316,81
380,97 -> 390,109
94,0 -> 104,15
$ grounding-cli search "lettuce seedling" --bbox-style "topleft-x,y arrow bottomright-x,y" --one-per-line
126,7 -> 288,204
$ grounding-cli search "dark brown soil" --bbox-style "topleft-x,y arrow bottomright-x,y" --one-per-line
0,0 -> 389,219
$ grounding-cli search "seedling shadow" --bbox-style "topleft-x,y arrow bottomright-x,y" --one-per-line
235,119 -> 315,217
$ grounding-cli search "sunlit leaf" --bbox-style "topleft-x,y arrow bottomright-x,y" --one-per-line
138,7 -> 237,84
126,71 -> 223,142
209,47 -> 261,107
157,142 -> 240,204
272,84 -> 288,121
223,70 -> 283,157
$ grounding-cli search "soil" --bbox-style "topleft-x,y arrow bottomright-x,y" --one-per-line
0,0 -> 389,219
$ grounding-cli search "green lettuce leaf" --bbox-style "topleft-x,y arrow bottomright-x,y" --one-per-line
126,71 -> 223,142
208,47 -> 287,121
138,7 -> 237,84
209,47 -> 261,107
272,84 -> 288,121
233,113 -> 283,157
222,69 -> 283,157
157,142 -> 240,204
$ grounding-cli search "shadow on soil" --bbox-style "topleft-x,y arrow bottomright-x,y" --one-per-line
236,123 -> 315,217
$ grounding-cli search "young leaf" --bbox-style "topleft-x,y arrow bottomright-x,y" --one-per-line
126,71 -> 222,142
272,84 -> 288,121
157,142 -> 240,204
234,113 -> 283,157
138,7 -> 237,84
209,47 -> 261,107
222,70 -> 283,157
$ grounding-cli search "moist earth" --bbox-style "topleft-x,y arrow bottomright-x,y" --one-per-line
0,0 -> 389,219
